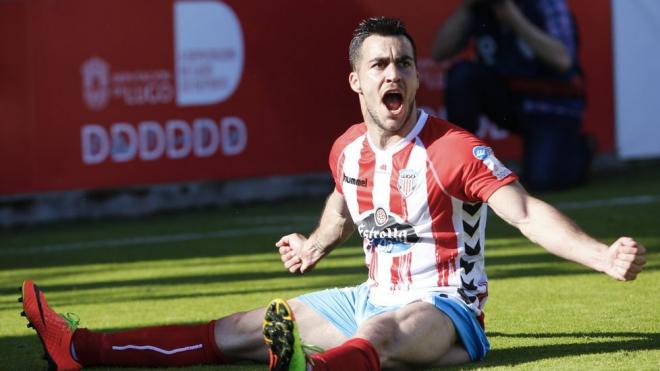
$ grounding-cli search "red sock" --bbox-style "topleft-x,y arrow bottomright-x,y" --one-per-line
71,320 -> 229,367
310,338 -> 380,371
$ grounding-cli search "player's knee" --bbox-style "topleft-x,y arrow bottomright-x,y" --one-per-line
228,312 -> 263,337
215,310 -> 264,356
354,315 -> 400,366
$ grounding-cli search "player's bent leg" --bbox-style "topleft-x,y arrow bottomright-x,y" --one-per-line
354,301 -> 470,369
282,284 -> 469,370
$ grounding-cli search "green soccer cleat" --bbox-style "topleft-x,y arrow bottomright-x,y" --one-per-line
263,298 -> 316,371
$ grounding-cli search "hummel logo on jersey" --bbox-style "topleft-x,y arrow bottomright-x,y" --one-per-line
343,173 -> 368,187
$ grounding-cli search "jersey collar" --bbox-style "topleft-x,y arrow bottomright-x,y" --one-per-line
366,109 -> 429,155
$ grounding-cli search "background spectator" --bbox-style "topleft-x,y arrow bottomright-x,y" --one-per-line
432,0 -> 592,191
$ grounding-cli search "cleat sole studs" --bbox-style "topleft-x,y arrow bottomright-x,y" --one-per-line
18,296 -> 23,303
20,311 -> 26,317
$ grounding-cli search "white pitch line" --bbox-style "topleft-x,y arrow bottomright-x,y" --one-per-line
2,195 -> 659,256
1,223 -> 313,256
555,194 -> 660,210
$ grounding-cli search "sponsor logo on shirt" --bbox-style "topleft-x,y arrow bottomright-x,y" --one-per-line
374,207 -> 388,226
357,209 -> 420,253
343,173 -> 368,187
472,146 -> 512,180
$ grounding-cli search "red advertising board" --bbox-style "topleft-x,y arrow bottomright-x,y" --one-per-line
0,0 -> 614,195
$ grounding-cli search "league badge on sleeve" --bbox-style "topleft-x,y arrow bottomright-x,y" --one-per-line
472,146 -> 492,161
472,146 -> 512,180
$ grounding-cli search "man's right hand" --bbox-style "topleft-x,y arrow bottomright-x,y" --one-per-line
275,233 -> 325,274
275,189 -> 353,275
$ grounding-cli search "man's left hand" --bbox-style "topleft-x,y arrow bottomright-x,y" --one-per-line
605,237 -> 646,281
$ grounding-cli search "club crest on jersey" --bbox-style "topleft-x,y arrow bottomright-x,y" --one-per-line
374,207 -> 388,226
397,169 -> 418,198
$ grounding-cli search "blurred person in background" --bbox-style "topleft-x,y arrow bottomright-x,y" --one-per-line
432,0 -> 592,191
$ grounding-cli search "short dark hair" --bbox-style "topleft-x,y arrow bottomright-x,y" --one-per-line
349,17 -> 417,71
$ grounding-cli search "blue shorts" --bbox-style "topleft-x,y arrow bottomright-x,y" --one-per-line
297,283 -> 489,361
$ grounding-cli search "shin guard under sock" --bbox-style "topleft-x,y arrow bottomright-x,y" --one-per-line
310,338 -> 380,371
71,320 -> 229,367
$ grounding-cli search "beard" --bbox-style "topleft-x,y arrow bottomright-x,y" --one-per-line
365,99 -> 416,135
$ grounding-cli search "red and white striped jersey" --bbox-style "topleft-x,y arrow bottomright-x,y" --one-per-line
329,110 -> 517,316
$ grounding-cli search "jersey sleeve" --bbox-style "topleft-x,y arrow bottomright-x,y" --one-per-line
429,127 -> 518,203
461,142 -> 518,202
328,139 -> 345,195
328,123 -> 367,195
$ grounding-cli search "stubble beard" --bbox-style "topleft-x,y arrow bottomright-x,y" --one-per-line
366,100 -> 416,136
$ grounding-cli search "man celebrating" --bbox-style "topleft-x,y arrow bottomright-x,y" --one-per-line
21,17 -> 645,371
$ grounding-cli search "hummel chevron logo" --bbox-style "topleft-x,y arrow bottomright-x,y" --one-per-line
465,240 -> 481,256
461,276 -> 478,291
462,202 -> 482,216
460,258 -> 476,274
457,288 -> 477,304
463,220 -> 479,237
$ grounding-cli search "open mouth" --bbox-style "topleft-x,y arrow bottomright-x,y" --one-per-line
382,92 -> 403,113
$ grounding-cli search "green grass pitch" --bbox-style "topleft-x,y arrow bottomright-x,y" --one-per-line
1,164 -> 659,370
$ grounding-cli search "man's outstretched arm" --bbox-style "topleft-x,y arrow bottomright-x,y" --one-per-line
487,182 -> 646,281
276,189 -> 355,274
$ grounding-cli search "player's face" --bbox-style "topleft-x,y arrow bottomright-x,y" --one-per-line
349,35 -> 419,136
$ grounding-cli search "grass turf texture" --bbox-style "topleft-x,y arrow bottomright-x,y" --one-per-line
1,164 -> 659,370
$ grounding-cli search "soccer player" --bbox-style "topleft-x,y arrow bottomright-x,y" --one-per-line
21,16 -> 645,371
